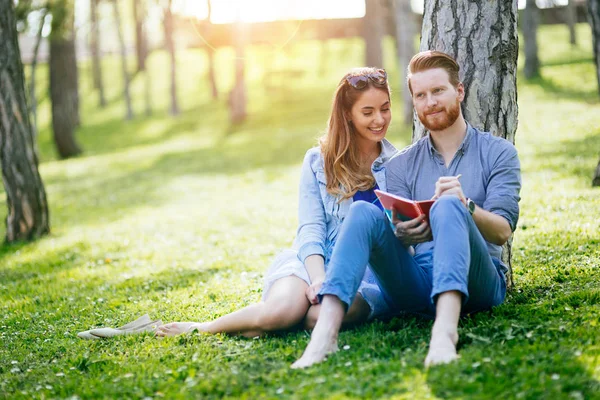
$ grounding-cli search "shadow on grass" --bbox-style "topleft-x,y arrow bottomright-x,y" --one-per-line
530,129 -> 600,181
522,74 -> 599,104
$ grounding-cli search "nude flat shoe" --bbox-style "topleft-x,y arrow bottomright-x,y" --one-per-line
77,314 -> 153,340
88,319 -> 162,338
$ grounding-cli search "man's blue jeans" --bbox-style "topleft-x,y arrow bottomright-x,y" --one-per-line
319,196 -> 507,317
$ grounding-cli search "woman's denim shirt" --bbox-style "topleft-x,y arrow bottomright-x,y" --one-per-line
295,139 -> 398,264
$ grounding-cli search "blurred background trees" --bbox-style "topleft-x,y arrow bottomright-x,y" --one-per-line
4,0 -> 600,243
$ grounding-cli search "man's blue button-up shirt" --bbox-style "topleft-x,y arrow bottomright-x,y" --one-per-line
386,123 -> 521,262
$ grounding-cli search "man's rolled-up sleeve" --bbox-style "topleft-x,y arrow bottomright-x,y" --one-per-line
483,143 -> 522,231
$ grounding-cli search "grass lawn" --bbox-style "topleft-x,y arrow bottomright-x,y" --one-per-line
1,24 -> 599,399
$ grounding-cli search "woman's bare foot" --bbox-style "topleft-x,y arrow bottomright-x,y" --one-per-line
291,326 -> 339,369
156,322 -> 206,337
424,328 -> 459,367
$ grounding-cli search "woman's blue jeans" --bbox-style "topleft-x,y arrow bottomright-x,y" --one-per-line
318,196 -> 507,318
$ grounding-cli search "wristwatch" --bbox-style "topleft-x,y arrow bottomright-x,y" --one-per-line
466,198 -> 476,215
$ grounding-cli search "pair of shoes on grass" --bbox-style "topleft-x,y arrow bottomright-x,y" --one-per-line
77,314 -> 162,340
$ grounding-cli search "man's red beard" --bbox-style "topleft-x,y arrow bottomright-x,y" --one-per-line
418,98 -> 461,132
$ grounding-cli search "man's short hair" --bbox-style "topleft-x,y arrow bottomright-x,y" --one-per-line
407,50 -> 461,95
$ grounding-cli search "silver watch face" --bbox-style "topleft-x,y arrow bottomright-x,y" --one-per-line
468,199 -> 476,214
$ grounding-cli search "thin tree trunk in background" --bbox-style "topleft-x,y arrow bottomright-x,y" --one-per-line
566,0 -> 578,46
49,38 -> 82,158
144,67 -> 152,116
164,0 -> 179,115
133,0 -> 147,72
364,0 -> 384,68
29,9 -> 48,145
230,17 -> 247,123
90,0 -> 106,107
588,0 -> 600,97
0,1 -> 50,242
593,158 -> 600,186
112,0 -> 134,120
523,0 -> 541,79
206,0 -> 218,99
589,0 -> 600,187
394,0 -> 416,125
418,0 -> 519,287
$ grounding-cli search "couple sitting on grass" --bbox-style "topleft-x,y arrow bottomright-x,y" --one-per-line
157,50 -> 521,369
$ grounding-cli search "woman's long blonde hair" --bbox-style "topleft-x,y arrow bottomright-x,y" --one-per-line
320,68 -> 391,201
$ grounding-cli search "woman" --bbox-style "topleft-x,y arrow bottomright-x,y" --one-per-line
157,67 -> 397,337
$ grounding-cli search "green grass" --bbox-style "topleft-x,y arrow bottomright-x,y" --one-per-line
1,24 -> 599,399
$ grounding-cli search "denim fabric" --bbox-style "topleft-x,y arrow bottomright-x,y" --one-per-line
319,198 -> 507,318
386,123 -> 521,265
280,139 -> 396,317
294,138 -> 397,263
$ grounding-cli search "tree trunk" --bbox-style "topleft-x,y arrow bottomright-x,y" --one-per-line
164,0 -> 179,115
593,157 -> 600,186
0,2 -> 50,242
49,0 -> 81,158
206,0 -> 218,99
417,0 -> 519,288
230,18 -> 247,124
523,0 -> 540,79
112,0 -> 134,120
566,0 -> 578,46
132,0 -> 147,72
29,9 -> 48,145
393,0 -> 416,125
49,38 -> 82,158
589,0 -> 600,97
144,67 -> 152,116
364,0 -> 384,68
90,0 -> 106,107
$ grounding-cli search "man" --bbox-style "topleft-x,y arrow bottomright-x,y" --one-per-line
292,50 -> 521,369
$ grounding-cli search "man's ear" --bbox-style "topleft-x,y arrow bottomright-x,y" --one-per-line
457,82 -> 465,102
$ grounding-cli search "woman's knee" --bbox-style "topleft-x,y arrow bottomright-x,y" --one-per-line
347,201 -> 385,228
257,302 -> 306,331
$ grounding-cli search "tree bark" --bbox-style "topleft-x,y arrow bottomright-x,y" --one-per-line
589,0 -> 600,97
523,0 -> 541,79
49,38 -> 82,158
90,0 -> 106,107
364,0 -> 384,68
593,157 -> 600,186
132,0 -> 147,72
0,2 -> 50,242
393,0 -> 416,125
49,0 -> 81,158
230,17 -> 247,124
566,0 -> 578,46
112,0 -> 134,120
417,0 -> 519,288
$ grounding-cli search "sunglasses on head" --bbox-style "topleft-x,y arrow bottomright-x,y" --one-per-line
345,69 -> 387,89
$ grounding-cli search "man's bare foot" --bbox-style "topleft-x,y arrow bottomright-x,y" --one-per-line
156,322 -> 206,337
424,328 -> 459,367
291,330 -> 339,369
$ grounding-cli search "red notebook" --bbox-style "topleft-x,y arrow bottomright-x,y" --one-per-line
374,189 -> 435,222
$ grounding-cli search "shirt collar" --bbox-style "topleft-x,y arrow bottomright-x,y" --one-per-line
373,138 -> 398,168
426,122 -> 474,156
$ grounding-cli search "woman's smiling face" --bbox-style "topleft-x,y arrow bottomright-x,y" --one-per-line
348,87 -> 392,148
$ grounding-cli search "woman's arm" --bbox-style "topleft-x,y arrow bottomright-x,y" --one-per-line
296,150 -> 328,266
